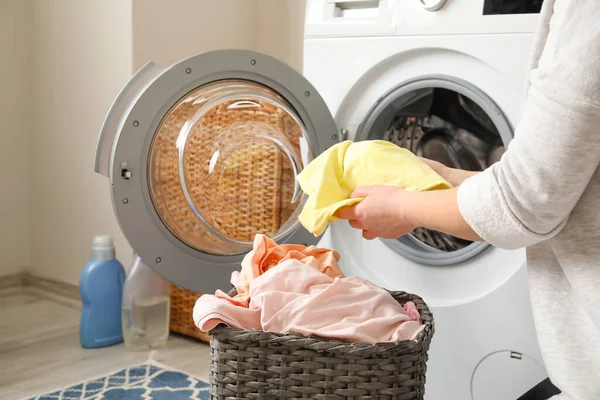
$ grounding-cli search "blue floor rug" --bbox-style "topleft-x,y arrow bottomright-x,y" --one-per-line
26,363 -> 210,400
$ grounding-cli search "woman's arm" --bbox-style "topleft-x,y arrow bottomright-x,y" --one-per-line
337,185 -> 483,242
419,158 -> 479,187
340,0 -> 600,248
455,0 -> 600,249
402,188 -> 483,242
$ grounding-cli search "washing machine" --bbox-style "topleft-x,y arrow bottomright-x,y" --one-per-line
303,0 -> 553,399
94,1 -> 553,399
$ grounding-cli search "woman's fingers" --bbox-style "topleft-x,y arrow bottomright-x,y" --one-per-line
335,205 -> 356,220
350,186 -> 372,199
349,220 -> 363,229
362,230 -> 377,240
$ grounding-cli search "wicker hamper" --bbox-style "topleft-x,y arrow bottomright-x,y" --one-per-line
208,291 -> 434,400
169,284 -> 211,343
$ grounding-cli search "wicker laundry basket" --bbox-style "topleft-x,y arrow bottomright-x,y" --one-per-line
208,291 -> 434,400
169,284 -> 211,343
158,81 -> 300,342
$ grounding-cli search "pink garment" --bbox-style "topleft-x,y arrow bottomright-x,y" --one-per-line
194,259 -> 424,344
216,234 -> 343,308
403,302 -> 423,324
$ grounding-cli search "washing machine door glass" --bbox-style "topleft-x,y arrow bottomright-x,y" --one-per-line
148,80 -> 306,256
95,50 -> 337,293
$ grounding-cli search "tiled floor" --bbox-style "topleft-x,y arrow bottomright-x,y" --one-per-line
0,288 -> 210,400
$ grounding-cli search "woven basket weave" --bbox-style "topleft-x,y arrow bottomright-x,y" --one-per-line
208,291 -> 434,400
169,284 -> 211,343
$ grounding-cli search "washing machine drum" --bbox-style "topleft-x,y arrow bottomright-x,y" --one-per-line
95,50 -> 337,293
357,79 -> 513,265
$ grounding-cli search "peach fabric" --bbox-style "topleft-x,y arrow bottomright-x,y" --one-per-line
215,234 -> 343,308
193,259 -> 424,344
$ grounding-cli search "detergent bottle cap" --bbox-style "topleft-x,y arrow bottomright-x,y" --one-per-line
92,235 -> 114,249
91,235 -> 116,261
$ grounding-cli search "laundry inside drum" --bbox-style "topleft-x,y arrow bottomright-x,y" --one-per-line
378,87 -> 506,253
147,80 -> 311,256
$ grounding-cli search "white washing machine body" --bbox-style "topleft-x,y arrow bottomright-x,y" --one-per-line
305,0 -> 549,399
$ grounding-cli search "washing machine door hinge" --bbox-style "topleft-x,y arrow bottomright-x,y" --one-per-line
339,128 -> 349,142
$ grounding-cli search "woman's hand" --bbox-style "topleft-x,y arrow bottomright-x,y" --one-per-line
419,157 -> 479,187
336,185 -> 484,242
335,186 -> 416,240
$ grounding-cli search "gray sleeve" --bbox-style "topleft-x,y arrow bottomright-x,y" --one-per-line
457,0 -> 600,250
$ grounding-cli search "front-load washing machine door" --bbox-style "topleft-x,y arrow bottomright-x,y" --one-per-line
94,50 -> 338,294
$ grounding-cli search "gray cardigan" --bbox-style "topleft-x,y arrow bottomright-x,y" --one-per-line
457,0 -> 600,398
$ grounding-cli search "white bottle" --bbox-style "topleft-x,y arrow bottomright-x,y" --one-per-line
122,255 -> 171,351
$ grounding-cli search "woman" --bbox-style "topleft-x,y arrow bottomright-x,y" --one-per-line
336,0 -> 600,398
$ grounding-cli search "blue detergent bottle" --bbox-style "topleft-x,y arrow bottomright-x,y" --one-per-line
79,235 -> 125,348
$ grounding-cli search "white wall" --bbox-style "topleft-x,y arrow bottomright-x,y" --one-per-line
25,0 -> 306,285
28,0 -> 134,284
253,0 -> 305,72
0,0 -> 31,276
131,0 -> 305,70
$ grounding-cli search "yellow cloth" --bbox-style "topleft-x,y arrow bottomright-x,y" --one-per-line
296,140 -> 452,236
